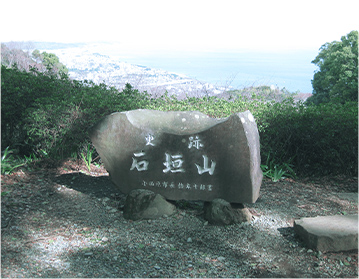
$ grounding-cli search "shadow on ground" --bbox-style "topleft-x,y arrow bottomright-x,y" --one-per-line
55,172 -> 119,198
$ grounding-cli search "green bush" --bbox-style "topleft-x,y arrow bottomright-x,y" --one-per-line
1,65 -> 357,176
1,65 -> 150,159
1,146 -> 26,174
147,95 -> 358,176
257,100 -> 358,176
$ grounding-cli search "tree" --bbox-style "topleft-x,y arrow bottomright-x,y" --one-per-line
32,49 -> 41,63
32,50 -> 69,76
1,43 -> 68,77
306,30 -> 358,105
1,43 -> 34,71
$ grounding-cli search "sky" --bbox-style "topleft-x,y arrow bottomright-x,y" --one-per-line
1,0 -> 358,53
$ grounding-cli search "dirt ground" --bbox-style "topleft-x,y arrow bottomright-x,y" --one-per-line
1,159 -> 358,278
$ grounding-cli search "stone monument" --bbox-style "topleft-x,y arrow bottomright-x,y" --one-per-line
89,109 -> 262,204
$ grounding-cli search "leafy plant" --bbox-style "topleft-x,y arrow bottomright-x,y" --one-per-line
1,147 -> 26,174
1,52 -> 357,177
261,153 -> 296,182
1,191 -> 11,196
81,143 -> 95,171
24,152 -> 41,163
307,30 -> 358,105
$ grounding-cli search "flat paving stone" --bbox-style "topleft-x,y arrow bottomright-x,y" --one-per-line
294,215 -> 358,252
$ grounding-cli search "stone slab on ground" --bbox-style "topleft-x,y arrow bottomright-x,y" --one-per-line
294,215 -> 358,252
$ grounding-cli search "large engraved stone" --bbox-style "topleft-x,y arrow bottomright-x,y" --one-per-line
89,109 -> 262,203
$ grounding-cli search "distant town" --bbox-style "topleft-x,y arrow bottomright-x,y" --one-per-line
47,47 -> 230,99
2,41 -> 312,101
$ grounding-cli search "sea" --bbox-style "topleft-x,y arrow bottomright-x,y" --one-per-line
110,50 -> 318,93
36,42 -> 319,93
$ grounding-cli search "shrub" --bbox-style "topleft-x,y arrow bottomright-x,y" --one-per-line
1,65 -> 150,159
2,65 -> 357,176
146,94 -> 358,176
1,147 -> 26,174
257,100 -> 358,176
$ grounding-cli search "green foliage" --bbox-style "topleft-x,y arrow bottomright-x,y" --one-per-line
1,147 -> 26,175
261,153 -> 296,182
257,99 -> 358,176
33,50 -> 69,76
307,30 -> 358,105
81,143 -> 95,171
1,44 -> 69,77
1,65 -> 150,159
147,94 -> 357,176
2,57 -> 357,177
227,85 -> 295,102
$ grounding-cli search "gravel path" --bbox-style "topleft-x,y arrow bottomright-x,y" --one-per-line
1,161 -> 358,278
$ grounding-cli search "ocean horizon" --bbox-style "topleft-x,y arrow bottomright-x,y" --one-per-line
34,41 -> 319,93
93,45 -> 318,93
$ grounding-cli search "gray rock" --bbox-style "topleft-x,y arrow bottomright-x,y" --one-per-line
90,109 -> 262,203
123,189 -> 176,220
203,198 -> 252,225
294,215 -> 358,252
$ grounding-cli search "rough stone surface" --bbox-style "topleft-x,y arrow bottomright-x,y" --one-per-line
90,109 -> 262,203
123,189 -> 176,220
203,198 -> 252,225
294,215 -> 358,252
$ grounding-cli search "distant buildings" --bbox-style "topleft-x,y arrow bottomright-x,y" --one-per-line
47,48 -> 229,98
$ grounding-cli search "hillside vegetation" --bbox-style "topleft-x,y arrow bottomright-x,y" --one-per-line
2,32 -> 358,178
1,63 -> 357,177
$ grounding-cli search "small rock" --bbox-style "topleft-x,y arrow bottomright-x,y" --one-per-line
84,252 -> 93,257
307,249 -> 313,253
101,237 -> 109,242
187,237 -> 193,243
154,265 -> 160,270
204,199 -> 252,225
217,256 -> 225,262
123,189 -> 176,220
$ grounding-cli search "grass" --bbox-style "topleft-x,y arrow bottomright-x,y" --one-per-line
261,153 -> 296,182
1,147 -> 26,175
81,143 -> 95,172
